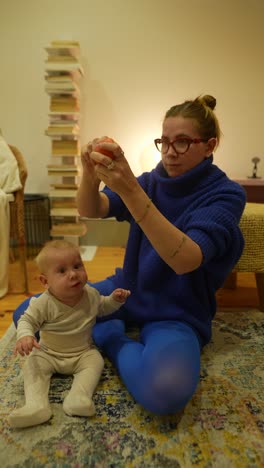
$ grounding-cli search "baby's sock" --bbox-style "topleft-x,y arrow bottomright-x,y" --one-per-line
63,394 -> 95,417
9,405 -> 52,428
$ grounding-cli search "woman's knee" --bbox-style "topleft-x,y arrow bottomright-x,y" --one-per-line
137,361 -> 199,415
126,322 -> 201,415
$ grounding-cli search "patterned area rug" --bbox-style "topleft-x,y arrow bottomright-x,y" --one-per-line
0,309 -> 263,468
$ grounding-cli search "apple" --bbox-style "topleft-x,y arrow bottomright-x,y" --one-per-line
94,137 -> 115,159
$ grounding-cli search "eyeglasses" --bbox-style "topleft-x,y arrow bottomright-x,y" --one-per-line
154,137 -> 208,155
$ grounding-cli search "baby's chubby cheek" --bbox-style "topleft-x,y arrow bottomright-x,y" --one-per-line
94,137 -> 115,159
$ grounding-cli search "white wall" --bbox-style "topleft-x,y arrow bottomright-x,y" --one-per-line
0,0 -> 263,194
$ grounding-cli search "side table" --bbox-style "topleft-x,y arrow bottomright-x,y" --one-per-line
234,178 -> 264,203
223,178 -> 264,290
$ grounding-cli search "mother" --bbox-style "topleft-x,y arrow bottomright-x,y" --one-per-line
15,95 -> 246,415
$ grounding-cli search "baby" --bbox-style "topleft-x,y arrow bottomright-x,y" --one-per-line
9,240 -> 130,428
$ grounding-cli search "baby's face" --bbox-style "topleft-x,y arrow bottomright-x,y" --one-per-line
43,248 -> 88,304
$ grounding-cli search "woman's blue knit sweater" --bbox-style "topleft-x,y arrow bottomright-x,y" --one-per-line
102,156 -> 246,345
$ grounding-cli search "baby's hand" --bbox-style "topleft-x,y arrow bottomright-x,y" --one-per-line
112,288 -> 131,303
14,336 -> 41,357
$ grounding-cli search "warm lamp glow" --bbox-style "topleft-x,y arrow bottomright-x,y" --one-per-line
139,143 -> 161,172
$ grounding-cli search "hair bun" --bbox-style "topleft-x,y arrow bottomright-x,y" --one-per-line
201,94 -> 216,110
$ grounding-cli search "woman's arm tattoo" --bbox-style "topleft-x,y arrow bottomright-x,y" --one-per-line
170,235 -> 187,258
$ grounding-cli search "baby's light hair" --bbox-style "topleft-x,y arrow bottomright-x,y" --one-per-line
35,240 -> 81,273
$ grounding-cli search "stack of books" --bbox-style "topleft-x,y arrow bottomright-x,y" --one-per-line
45,40 -> 87,239
49,96 -> 80,113
45,122 -> 80,138
51,139 -> 80,156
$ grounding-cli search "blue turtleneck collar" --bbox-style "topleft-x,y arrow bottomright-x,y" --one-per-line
152,155 -> 218,196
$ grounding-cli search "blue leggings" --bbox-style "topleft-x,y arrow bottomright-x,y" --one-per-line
13,280 -> 201,416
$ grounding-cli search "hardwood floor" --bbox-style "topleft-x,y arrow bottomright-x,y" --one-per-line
0,246 -> 259,338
